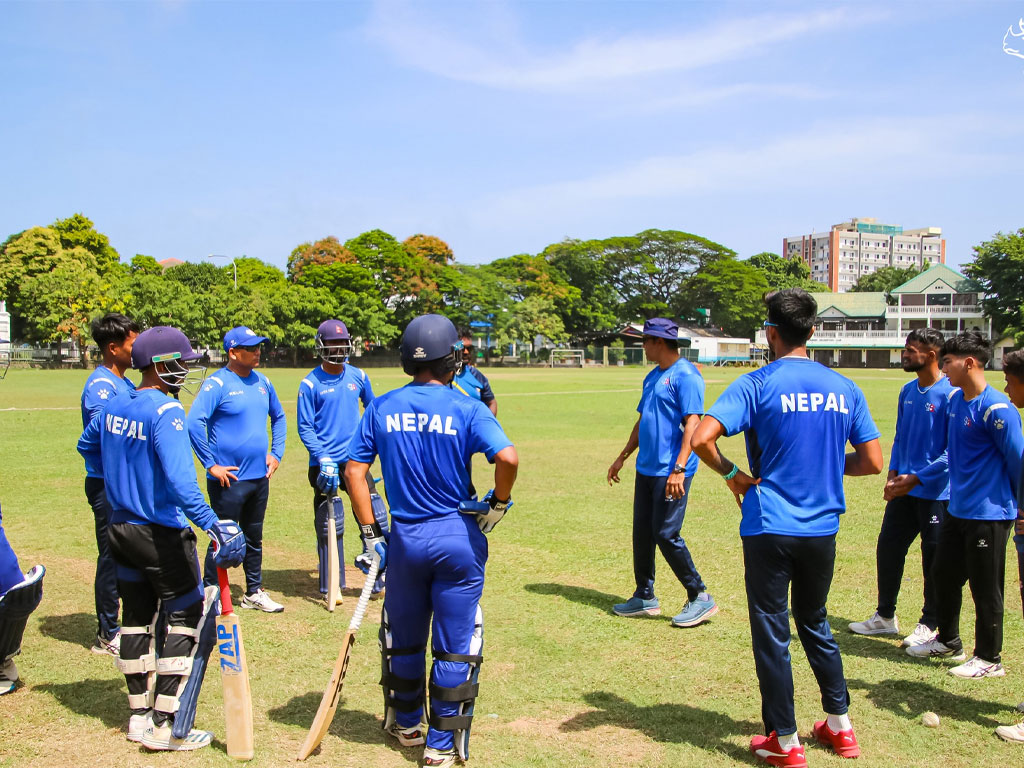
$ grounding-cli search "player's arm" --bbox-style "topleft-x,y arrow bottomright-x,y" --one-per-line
265,378 -> 286,478
296,380 -> 327,459
186,380 -> 224,472
607,418 -> 640,485
360,371 -> 375,405
345,407 -> 386,565
77,413 -> 102,457
885,390 -> 903,488
154,405 -> 219,531
987,404 -> 1024,499
691,415 -> 759,509
666,414 -> 700,500
845,439 -> 884,476
491,445 -> 518,500
477,371 -> 498,415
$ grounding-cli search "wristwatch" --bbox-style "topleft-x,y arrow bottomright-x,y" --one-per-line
672,463 -> 685,474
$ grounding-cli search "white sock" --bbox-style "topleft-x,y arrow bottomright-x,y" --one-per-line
827,713 -> 852,732
778,731 -> 800,750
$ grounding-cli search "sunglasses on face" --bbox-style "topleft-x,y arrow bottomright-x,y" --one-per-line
236,344 -> 262,352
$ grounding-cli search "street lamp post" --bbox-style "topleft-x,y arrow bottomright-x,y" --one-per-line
208,254 -> 237,290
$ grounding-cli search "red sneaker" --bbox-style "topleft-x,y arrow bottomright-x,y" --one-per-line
812,720 -> 861,758
750,732 -> 808,768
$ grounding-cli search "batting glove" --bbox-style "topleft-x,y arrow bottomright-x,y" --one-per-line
316,459 -> 340,494
359,522 -> 387,575
207,519 -> 245,568
459,490 -> 513,534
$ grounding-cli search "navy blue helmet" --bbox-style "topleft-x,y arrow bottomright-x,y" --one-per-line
131,326 -> 205,393
400,315 -> 464,377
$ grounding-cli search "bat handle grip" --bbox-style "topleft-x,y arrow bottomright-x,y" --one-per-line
217,567 -> 234,615
349,560 -> 379,632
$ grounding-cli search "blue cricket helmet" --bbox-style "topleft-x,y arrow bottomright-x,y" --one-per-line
131,326 -> 205,393
400,314 -> 464,377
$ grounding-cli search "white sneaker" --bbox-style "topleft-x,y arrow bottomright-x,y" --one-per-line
905,638 -> 966,660
92,631 -> 121,656
386,720 -> 427,746
949,656 -> 1005,679
848,612 -> 899,636
422,746 -> 458,767
996,721 -> 1024,743
127,711 -> 153,742
902,623 -> 938,648
139,722 -> 213,751
0,658 -> 18,695
241,589 -> 284,613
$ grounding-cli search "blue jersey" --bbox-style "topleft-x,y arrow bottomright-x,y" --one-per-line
297,364 -> 374,465
636,358 -> 704,477
80,366 -> 136,478
187,368 -> 287,481
77,389 -> 217,530
945,386 -> 1023,521
888,377 -> 954,501
348,382 -> 513,523
452,365 -> 495,405
707,357 -> 880,537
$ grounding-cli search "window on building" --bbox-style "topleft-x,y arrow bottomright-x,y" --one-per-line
926,293 -> 952,306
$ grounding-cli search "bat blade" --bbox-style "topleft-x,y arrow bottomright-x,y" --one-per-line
327,499 -> 340,612
296,559 -> 379,761
217,568 -> 254,761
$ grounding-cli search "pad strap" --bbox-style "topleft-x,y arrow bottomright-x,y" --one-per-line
117,653 -> 156,675
167,626 -> 200,639
432,651 -> 483,665
155,693 -> 181,713
156,656 -> 194,676
119,624 -> 153,636
384,644 -> 425,658
429,680 -> 480,702
429,713 -> 474,731
127,692 -> 152,710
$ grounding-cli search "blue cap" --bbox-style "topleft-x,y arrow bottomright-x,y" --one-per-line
131,326 -> 199,369
642,318 -> 679,340
316,319 -> 350,341
223,326 -> 269,352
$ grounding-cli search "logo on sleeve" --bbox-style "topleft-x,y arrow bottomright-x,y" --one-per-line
172,417 -> 184,431
994,418 -> 1005,430
258,386 -> 267,396
203,383 -> 214,392
98,388 -> 111,400
347,382 -> 358,391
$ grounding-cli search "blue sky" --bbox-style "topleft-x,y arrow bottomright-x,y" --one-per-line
1,1 -> 1022,271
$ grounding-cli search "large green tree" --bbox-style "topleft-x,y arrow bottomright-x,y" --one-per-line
682,258 -> 770,338
747,251 -> 828,292
541,239 -> 619,340
964,228 -> 1024,341
850,265 -> 923,294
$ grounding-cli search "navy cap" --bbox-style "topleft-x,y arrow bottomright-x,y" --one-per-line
131,326 -> 199,369
223,326 -> 269,352
316,319 -> 350,341
642,318 -> 679,340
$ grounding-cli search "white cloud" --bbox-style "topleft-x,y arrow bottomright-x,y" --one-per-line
366,1 -> 871,92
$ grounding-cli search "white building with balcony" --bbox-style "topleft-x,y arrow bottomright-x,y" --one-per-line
0,300 -> 10,345
754,264 -> 990,368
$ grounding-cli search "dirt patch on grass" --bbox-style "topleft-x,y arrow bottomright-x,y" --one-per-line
501,712 -> 665,765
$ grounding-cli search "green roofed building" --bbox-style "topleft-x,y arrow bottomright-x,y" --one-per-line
754,264 -> 990,368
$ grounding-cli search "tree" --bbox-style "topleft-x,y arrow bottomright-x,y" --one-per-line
164,261 -> 230,294
287,236 -> 355,281
130,254 -> 163,275
850,265 -> 923,295
682,259 -> 770,338
964,228 -> 1024,340
51,213 -> 120,274
403,234 -> 454,265
747,252 -> 828,292
541,239 -> 619,340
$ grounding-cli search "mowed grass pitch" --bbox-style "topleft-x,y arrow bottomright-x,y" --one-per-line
0,365 -> 1023,768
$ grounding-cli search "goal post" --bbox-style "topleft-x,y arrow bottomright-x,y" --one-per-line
549,349 -> 585,368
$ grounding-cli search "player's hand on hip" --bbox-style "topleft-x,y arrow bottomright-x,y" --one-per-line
210,464 -> 239,488
460,490 -> 512,533
358,522 -> 387,574
607,457 -> 624,486
665,473 -> 686,500
207,519 -> 246,568
725,471 -> 759,510
316,459 -> 340,493
265,454 -> 280,479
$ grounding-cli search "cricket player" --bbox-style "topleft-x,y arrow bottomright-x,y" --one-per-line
996,348 -> 1024,743
0,503 -> 44,696
692,289 -> 882,767
297,319 -> 385,601
188,326 -> 286,613
344,314 -> 518,768
849,328 -> 952,648
80,312 -> 139,656
78,325 -> 245,750
907,332 -> 1023,679
606,317 -> 716,627
452,329 -> 497,415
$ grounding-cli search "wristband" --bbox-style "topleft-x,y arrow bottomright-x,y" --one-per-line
722,463 -> 739,481
360,521 -> 384,539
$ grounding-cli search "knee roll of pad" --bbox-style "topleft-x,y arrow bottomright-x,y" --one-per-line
379,608 -> 425,732
172,585 -> 220,739
429,605 -> 483,760
0,565 -> 44,663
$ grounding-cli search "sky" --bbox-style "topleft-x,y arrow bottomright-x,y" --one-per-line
1,0 -> 1023,271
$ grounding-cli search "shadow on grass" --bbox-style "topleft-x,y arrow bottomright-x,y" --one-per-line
263,566 -> 375,604
36,678 -> 125,730
847,677 -> 1013,727
268,692 -> 419,763
38,612 -> 95,650
561,690 -> 751,759
828,614 -> 919,662
524,583 -> 662,619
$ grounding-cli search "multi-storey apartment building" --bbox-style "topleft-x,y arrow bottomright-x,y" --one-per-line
783,217 -> 946,293
754,264 -> 991,368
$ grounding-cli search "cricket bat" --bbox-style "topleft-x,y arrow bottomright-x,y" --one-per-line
326,496 -> 341,612
296,558 -> 380,761
217,567 -> 255,761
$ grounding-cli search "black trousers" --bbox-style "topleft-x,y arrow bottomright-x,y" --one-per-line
203,477 -> 269,594
933,515 -> 1012,662
84,477 -> 121,641
743,533 -> 848,737
632,473 -> 704,602
875,495 -> 947,628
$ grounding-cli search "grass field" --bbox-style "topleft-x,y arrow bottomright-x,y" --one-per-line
1,364 -> 1023,768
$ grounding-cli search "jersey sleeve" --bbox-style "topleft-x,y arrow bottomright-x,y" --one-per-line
346,402 -> 379,464
848,385 -> 881,445
186,377 -> 223,469
983,400 -> 1024,500
914,391 -> 949,486
674,369 -> 704,417
77,412 -> 102,457
296,377 -> 327,461
153,402 -> 217,531
472,368 -> 496,405
265,377 -> 287,460
706,374 -> 757,436
888,386 -> 904,472
360,369 -> 375,405
467,402 -> 513,461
